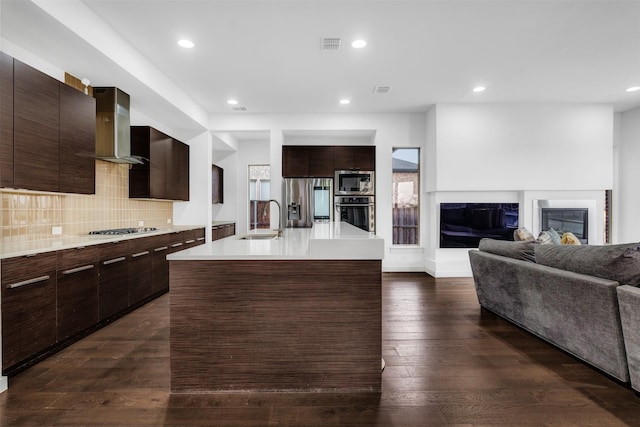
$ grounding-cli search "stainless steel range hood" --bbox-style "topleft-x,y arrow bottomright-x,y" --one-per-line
94,87 -> 143,164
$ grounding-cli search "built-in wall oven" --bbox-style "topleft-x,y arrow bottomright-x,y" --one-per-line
334,170 -> 374,196
335,196 -> 375,233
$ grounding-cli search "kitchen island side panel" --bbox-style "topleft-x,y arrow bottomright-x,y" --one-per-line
169,259 -> 381,393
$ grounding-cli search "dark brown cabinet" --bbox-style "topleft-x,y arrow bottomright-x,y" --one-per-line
0,228 -> 205,375
151,234 -> 171,295
59,83 -> 96,194
130,126 -> 190,201
282,145 -> 373,177
282,145 -> 335,177
0,52 -> 14,188
128,237 -> 154,304
56,246 -> 99,341
1,252 -> 57,371
212,164 -> 223,204
13,59 -> 60,192
333,146 -> 375,171
2,54 -> 96,194
98,241 -> 130,321
212,223 -> 235,241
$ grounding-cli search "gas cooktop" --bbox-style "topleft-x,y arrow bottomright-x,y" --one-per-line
88,227 -> 158,235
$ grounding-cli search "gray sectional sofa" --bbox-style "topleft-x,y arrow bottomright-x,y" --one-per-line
469,239 -> 640,389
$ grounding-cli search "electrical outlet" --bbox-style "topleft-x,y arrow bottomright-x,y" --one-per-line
167,218 -> 172,224
52,226 -> 63,235
138,220 -> 144,227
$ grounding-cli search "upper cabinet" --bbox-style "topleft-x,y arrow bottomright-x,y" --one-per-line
282,145 -> 335,177
129,126 -> 190,201
0,52 -> 14,188
13,59 -> 60,193
212,164 -> 223,204
333,146 -> 375,171
59,83 -> 96,194
282,145 -> 374,177
1,53 -> 96,194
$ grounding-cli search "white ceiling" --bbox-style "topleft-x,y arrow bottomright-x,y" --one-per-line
2,0 -> 640,135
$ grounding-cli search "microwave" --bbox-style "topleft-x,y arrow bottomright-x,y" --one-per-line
334,170 -> 375,196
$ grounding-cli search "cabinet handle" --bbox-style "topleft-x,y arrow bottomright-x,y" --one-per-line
7,275 -> 50,289
102,256 -> 126,266
185,239 -> 195,244
154,246 -> 168,252
132,251 -> 150,258
197,237 -> 205,241
62,265 -> 95,275
171,243 -> 183,248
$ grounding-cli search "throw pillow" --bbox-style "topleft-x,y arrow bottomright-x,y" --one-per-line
537,230 -> 554,245
547,228 -> 561,244
535,243 -> 640,286
561,232 -> 581,245
479,238 -> 536,263
514,227 -> 535,242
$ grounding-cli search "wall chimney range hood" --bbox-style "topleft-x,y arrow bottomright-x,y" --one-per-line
94,87 -> 144,164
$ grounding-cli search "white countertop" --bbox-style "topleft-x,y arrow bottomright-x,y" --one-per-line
0,225 -> 205,259
168,222 -> 384,261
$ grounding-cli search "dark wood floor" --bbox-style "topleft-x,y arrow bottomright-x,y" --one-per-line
1,273 -> 640,426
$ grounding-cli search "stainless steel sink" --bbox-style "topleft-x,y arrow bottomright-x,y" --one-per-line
237,233 -> 279,240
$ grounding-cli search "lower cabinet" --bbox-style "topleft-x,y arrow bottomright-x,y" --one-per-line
212,223 -> 236,241
0,227 -> 205,375
56,246 -> 99,341
1,252 -> 57,371
128,238 -> 154,304
98,240 -> 130,321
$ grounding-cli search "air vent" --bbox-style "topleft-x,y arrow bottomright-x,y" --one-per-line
321,37 -> 342,51
373,85 -> 392,94
232,106 -> 248,111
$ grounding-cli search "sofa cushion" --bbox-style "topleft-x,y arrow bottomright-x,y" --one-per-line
478,238 -> 536,262
514,227 -> 535,242
535,243 -> 640,286
561,232 -> 582,245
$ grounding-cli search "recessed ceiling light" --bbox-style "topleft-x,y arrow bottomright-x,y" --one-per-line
177,39 -> 194,49
627,86 -> 640,92
351,39 -> 367,49
227,99 -> 239,105
473,86 -> 486,93
339,99 -> 351,105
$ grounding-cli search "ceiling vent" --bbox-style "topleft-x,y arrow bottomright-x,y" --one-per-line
232,106 -> 248,111
373,85 -> 392,94
321,37 -> 342,51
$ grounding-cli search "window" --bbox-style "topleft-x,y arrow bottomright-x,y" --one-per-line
249,165 -> 270,230
392,148 -> 420,245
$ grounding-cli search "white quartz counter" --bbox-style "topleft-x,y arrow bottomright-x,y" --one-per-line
0,225 -> 205,259
168,221 -> 384,261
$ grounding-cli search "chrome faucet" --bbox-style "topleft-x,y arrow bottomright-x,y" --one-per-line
262,199 -> 283,237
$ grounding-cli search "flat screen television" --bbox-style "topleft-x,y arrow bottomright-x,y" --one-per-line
440,203 -> 519,248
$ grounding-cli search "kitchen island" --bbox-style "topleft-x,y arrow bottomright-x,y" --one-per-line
167,222 -> 384,393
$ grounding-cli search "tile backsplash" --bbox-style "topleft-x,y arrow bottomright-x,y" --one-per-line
0,160 -> 173,243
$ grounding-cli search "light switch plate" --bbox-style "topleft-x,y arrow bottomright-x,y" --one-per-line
52,226 -> 63,235
167,219 -> 172,224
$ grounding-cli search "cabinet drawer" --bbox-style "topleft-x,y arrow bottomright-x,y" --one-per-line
98,240 -> 129,261
1,252 -> 57,297
57,246 -> 99,270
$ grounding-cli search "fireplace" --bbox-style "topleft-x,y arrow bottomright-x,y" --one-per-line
540,208 -> 588,244
534,199 -> 597,245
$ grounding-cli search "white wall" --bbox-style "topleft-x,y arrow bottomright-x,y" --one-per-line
618,106 -> 640,243
173,131 -> 213,239
431,104 -> 614,191
426,104 -> 614,277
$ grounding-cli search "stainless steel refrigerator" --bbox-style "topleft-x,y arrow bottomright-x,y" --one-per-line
283,178 -> 333,228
